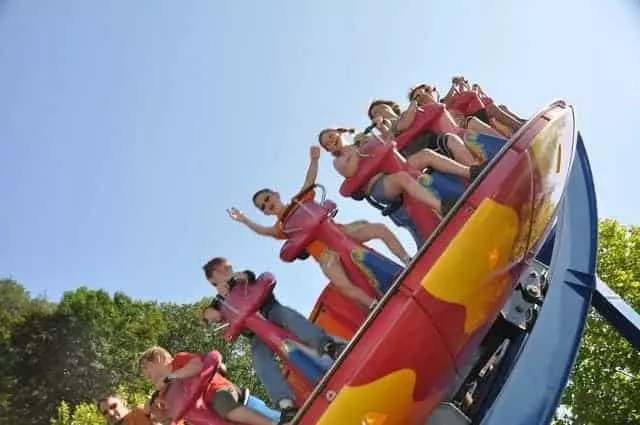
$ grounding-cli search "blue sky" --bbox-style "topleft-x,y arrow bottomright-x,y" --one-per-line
1,0 -> 639,314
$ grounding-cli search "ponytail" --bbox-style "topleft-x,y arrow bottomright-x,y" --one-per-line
318,127 -> 355,148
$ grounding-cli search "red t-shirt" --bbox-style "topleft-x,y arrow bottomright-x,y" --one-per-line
170,352 -> 233,402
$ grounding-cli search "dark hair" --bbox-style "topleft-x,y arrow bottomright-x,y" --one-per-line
367,100 -> 402,119
251,188 -> 274,206
408,84 -> 437,102
202,257 -> 228,279
317,127 -> 355,149
96,393 -> 120,412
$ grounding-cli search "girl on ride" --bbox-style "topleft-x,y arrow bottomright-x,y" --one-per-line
440,76 -> 524,135
365,99 -> 480,166
227,146 -> 412,312
407,83 -> 504,138
317,128 -> 485,216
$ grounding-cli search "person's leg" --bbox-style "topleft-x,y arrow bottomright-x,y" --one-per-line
250,338 -> 295,408
318,252 -> 376,310
486,103 -> 522,133
440,133 -> 479,166
382,171 -> 442,212
407,149 -> 471,179
498,104 -> 527,123
210,389 -> 275,425
267,303 -> 345,358
466,116 -> 504,138
343,221 -> 411,265
245,394 -> 282,422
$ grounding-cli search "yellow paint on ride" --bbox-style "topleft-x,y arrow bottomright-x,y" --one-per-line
528,110 -> 574,247
421,199 -> 519,334
316,369 -> 416,425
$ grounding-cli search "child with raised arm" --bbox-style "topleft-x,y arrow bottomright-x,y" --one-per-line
226,146 -> 412,311
139,346 -> 282,425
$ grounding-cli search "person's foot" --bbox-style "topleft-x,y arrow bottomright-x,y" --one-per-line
278,406 -> 299,425
440,197 -> 458,217
469,162 -> 488,181
324,340 -> 348,360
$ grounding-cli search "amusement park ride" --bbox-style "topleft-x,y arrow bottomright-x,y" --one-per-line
154,100 -> 640,424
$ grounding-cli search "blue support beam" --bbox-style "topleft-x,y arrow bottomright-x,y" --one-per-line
592,278 -> 640,351
480,133 -> 598,425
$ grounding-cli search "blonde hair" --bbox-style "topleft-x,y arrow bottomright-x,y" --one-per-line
139,346 -> 172,368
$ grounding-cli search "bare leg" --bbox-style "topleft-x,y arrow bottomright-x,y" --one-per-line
226,406 -> 275,425
382,171 -> 442,212
319,255 -> 375,310
489,117 -> 513,138
443,133 -> 479,166
407,149 -> 471,179
345,222 -> 411,265
498,104 -> 526,122
486,103 -> 522,133
467,116 -> 504,138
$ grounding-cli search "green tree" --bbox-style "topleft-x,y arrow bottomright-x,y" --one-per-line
0,279 -> 55,422
559,219 -> 640,424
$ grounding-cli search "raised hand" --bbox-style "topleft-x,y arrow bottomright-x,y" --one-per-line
226,207 -> 246,223
310,145 -> 321,160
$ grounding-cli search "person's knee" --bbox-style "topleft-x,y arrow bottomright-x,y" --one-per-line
393,170 -> 413,185
367,222 -> 389,237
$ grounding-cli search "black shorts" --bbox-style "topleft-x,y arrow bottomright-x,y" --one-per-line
472,108 -> 491,125
399,132 -> 453,160
209,387 -> 243,417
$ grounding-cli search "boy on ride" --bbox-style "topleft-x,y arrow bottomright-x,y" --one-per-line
201,256 -> 346,424
227,145 -> 412,311
139,346 -> 281,425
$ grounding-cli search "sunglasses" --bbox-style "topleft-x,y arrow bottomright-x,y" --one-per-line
259,195 -> 271,212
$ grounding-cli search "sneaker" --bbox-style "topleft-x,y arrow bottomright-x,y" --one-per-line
440,197 -> 458,217
324,341 -> 347,360
278,406 -> 299,425
469,162 -> 488,181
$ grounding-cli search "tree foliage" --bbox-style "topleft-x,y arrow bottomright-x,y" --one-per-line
558,219 -> 640,424
0,281 -> 261,424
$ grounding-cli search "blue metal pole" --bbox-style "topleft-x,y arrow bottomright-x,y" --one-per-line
480,133 -> 598,425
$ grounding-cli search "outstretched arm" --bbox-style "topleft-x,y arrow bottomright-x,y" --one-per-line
299,145 -> 321,192
227,208 -> 277,237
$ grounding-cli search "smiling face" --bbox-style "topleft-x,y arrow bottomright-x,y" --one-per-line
319,129 -> 344,154
252,189 -> 284,216
140,358 -> 170,384
369,103 -> 397,121
207,259 -> 233,286
411,85 -> 437,105
99,396 -> 130,425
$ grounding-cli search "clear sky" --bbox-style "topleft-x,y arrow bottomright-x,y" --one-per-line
1,0 -> 639,314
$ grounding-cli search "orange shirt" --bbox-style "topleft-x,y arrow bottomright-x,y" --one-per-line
121,407 -> 154,425
171,352 -> 233,403
274,191 -> 327,260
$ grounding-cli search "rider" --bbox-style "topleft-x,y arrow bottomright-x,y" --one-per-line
407,83 -> 504,138
318,128 -> 484,217
139,346 -> 281,425
201,256 -> 346,423
97,393 -> 157,425
366,99 -> 481,166
440,76 -> 523,135
227,145 -> 412,310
